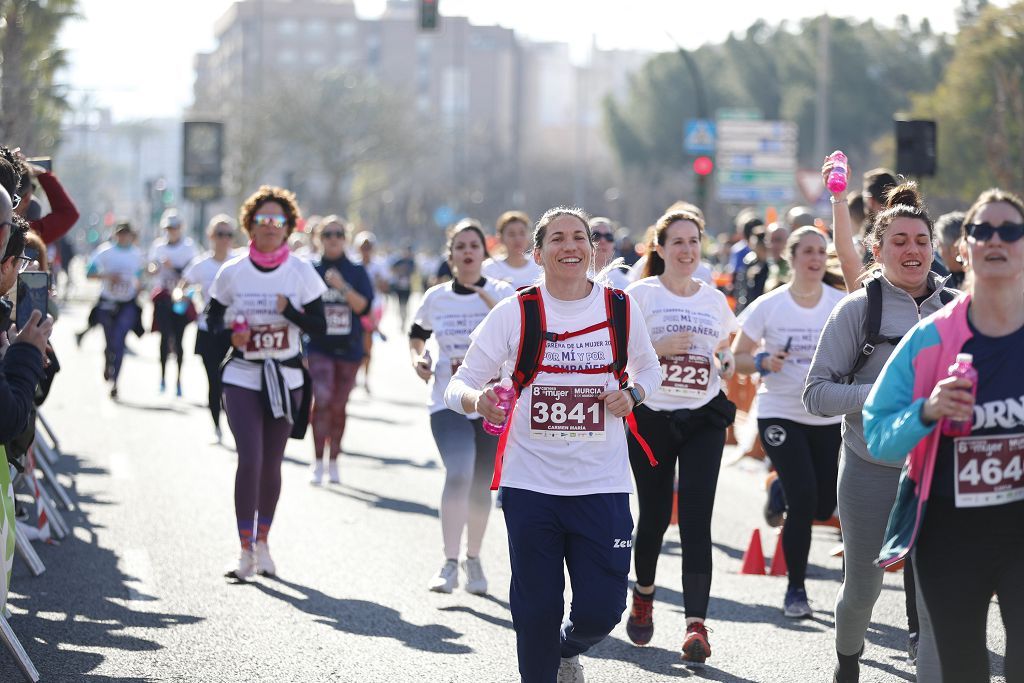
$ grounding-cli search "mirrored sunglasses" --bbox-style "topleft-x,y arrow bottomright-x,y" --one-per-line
591,232 -> 616,243
252,214 -> 288,229
966,222 -> 1024,243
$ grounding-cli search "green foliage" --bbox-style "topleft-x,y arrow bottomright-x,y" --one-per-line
604,15 -> 951,178
0,0 -> 79,151
912,1 -> 1024,200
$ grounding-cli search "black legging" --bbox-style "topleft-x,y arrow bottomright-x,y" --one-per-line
757,418 -> 841,591
914,497 -> 1024,682
196,329 -> 232,429
628,400 -> 728,620
154,297 -> 188,384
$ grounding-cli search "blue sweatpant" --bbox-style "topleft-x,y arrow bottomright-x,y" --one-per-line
502,487 -> 633,683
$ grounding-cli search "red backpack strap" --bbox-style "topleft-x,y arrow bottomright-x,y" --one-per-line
491,287 -> 546,490
605,287 -> 657,467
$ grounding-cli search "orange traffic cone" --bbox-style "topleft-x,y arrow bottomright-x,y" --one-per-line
740,529 -> 766,575
670,480 -> 679,526
769,531 -> 788,576
885,558 -> 904,573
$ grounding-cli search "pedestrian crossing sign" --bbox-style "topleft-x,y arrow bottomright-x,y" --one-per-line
684,119 -> 716,154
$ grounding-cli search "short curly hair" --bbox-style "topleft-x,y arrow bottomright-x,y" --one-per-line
238,185 -> 302,238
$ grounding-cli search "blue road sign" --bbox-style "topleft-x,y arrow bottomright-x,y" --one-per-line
684,119 -> 716,154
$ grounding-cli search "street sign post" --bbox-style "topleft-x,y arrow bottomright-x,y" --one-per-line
684,119 -> 716,155
715,119 -> 798,206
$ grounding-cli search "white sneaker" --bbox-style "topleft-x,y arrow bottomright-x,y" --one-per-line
557,655 -> 585,683
462,557 -> 488,595
225,548 -> 257,581
427,560 -> 459,593
254,540 -> 276,577
328,460 -> 340,484
310,460 -> 324,485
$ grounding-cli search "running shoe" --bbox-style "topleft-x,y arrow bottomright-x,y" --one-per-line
428,559 -> 459,593
225,548 -> 257,581
783,587 -> 813,618
556,655 -> 585,683
461,557 -> 488,595
681,621 -> 712,663
159,379 -> 166,394
176,381 -> 183,398
328,460 -> 340,485
109,385 -> 118,400
254,540 -> 276,577
763,475 -> 786,528
310,460 -> 324,486
625,588 -> 655,645
907,632 -> 919,665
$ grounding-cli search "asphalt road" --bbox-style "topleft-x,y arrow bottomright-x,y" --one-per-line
0,291 -> 1007,682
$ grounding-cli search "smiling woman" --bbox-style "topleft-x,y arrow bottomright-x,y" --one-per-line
443,205 -> 661,681
863,187 -> 1024,682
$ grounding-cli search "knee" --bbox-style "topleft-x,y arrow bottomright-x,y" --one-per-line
570,596 -> 625,635
443,468 -> 473,494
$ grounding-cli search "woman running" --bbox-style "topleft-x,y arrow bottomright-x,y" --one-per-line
865,188 -> 1024,683
206,186 -> 327,580
410,219 -> 513,594
482,210 -> 542,288
86,222 -> 145,399
623,209 -> 737,662
183,215 -> 237,442
149,209 -> 198,396
354,230 -> 388,394
804,174 -> 953,680
445,206 -> 660,682
306,216 -> 374,485
732,226 -> 845,618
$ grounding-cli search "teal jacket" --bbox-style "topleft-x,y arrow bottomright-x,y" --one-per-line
863,294 -> 972,567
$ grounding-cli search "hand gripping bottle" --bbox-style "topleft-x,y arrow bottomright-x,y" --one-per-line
826,150 -> 849,193
941,353 -> 979,437
231,314 -> 249,335
482,378 -> 516,436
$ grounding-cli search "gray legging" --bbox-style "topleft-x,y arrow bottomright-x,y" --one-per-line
428,409 -> 497,560
835,450 -> 940,681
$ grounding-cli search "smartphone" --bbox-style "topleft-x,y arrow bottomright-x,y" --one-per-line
783,337 -> 793,353
16,271 -> 49,329
27,156 -> 52,173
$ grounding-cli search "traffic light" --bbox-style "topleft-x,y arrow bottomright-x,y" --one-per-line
419,0 -> 439,30
693,156 -> 714,176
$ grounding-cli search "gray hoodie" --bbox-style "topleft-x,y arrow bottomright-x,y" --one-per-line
802,271 -> 955,467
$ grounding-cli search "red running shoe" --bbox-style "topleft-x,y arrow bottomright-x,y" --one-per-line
681,621 -> 712,663
625,588 -> 654,645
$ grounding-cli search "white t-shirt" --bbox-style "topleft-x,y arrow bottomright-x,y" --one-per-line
412,278 -> 516,415
626,277 -> 738,411
208,254 -> 328,391
183,253 -> 231,331
89,244 -> 145,302
149,238 -> 198,291
627,255 -> 715,286
444,282 -> 662,496
598,264 -> 632,291
736,283 -> 845,425
482,257 -> 542,289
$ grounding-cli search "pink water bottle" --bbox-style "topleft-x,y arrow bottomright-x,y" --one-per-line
231,314 -> 248,335
826,150 -> 849,193
483,378 -> 516,436
941,353 -> 979,437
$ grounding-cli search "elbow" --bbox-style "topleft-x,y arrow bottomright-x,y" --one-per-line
801,382 -> 828,417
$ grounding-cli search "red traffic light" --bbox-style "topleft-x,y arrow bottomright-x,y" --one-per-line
693,156 -> 714,176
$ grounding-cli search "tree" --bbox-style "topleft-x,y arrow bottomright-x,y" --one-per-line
0,0 -> 78,151
912,2 -> 1024,200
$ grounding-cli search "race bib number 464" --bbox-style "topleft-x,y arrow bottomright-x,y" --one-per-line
954,434 -> 1024,508
530,385 -> 605,441
660,354 -> 711,398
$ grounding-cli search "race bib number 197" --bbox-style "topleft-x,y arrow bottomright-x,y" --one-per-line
954,434 -> 1024,508
530,385 -> 605,441
245,323 -> 291,358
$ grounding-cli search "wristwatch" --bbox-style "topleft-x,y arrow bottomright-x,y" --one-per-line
626,385 -> 644,408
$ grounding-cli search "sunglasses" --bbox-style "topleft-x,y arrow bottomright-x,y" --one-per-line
214,231 -> 234,238
966,222 -> 1024,243
15,255 -> 35,272
591,232 -> 616,243
252,214 -> 288,229
321,231 -> 345,239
